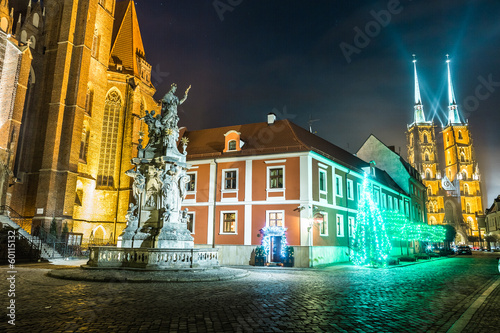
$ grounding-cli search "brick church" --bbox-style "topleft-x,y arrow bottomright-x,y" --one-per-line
0,0 -> 158,243
406,56 -> 485,243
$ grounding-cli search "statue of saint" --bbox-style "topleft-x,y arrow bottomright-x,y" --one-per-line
161,83 -> 191,129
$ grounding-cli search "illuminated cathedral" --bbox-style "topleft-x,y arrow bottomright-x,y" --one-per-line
0,0 -> 158,243
407,56 -> 484,243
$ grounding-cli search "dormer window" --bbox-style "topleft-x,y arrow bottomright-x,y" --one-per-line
223,130 -> 242,152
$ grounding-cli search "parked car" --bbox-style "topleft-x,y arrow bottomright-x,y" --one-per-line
456,246 -> 472,255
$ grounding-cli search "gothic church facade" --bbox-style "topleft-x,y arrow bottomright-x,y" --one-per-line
407,57 -> 484,242
0,0 -> 158,243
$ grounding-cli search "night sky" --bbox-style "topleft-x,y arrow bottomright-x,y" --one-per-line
22,1 -> 500,203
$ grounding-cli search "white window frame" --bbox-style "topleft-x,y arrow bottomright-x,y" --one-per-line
336,214 -> 344,237
266,210 -> 285,228
319,169 -> 327,195
348,216 -> 355,237
186,171 -> 197,193
335,174 -> 343,197
347,179 -> 354,200
318,213 -> 328,236
227,139 -> 237,151
267,166 -> 285,191
222,168 -> 238,192
373,187 -> 380,205
187,212 -> 195,234
220,211 -> 237,235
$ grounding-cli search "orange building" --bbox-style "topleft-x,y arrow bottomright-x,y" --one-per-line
181,115 -> 415,267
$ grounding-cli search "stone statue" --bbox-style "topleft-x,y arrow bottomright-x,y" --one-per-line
125,168 -> 146,202
161,83 -> 191,129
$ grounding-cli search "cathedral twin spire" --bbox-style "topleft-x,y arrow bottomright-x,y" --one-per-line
412,55 -> 464,126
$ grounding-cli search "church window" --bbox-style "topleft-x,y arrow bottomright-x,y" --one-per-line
466,203 -> 471,214
79,125 -> 90,163
85,88 -> 93,116
446,133 -> 449,143
423,133 -> 428,143
458,131 -> 463,140
429,216 -> 437,225
460,153 -> 465,163
92,29 -> 100,58
427,186 -> 432,196
425,169 -> 431,179
97,90 -> 121,188
462,170 -> 468,180
424,153 -> 430,162
21,30 -> 27,43
464,184 -> 469,196
33,13 -> 39,28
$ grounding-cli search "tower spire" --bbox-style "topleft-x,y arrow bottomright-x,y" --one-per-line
413,54 -> 426,123
446,55 -> 461,125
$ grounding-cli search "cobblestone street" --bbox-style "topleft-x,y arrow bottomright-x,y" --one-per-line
2,253 -> 499,332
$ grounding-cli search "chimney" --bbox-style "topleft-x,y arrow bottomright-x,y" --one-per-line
267,113 -> 276,125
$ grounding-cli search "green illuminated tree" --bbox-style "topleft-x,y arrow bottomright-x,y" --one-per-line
351,176 -> 392,267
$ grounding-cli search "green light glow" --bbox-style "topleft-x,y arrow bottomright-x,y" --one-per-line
351,175 -> 392,267
383,210 -> 446,242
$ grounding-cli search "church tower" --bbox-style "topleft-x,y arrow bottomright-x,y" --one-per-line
406,56 -> 444,226
442,56 -> 483,237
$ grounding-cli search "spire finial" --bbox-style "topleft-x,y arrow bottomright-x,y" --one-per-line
413,54 -> 426,123
446,55 -> 462,125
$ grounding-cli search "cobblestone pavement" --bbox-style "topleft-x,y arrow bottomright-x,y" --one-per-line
1,253 -> 499,332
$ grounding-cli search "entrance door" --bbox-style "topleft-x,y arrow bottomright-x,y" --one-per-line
270,236 -> 282,263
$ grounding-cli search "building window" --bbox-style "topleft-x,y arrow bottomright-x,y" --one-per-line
187,212 -> 195,234
357,183 -> 361,201
423,133 -> 428,143
458,131 -> 463,140
221,212 -> 237,234
381,193 -> 387,209
464,183 -> 469,196
79,126 -> 89,163
85,88 -> 93,116
388,196 -> 393,210
97,90 -> 121,188
373,187 -> 380,205
268,167 -> 284,189
33,13 -> 40,28
315,213 -> 328,236
186,173 -> 196,192
92,29 -> 100,58
267,211 -> 284,227
348,216 -> 355,237
428,186 -> 432,196
347,179 -> 354,200
424,153 -> 429,162
460,153 -> 465,163
466,203 -> 471,214
336,215 -> 344,237
224,169 -> 237,190
228,140 -> 237,151
335,175 -> 343,197
319,169 -> 327,194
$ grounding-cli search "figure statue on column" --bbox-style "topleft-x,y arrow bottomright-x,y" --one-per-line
161,83 -> 191,129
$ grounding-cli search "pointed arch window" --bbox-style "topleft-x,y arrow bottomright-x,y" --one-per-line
458,131 -> 463,140
464,183 -> 469,196
97,90 -> 121,188
427,185 -> 432,196
423,133 -> 428,143
85,87 -> 93,116
466,203 -> 471,214
33,13 -> 40,28
460,152 -> 465,163
424,153 -> 430,162
79,123 -> 90,163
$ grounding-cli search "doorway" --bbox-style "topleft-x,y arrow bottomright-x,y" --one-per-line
270,236 -> 282,263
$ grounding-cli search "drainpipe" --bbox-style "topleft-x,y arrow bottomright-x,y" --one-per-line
212,159 -> 218,248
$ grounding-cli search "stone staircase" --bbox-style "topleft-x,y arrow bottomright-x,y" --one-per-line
0,214 -> 63,259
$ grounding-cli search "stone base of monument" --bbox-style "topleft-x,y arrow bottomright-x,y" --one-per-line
87,246 -> 219,270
